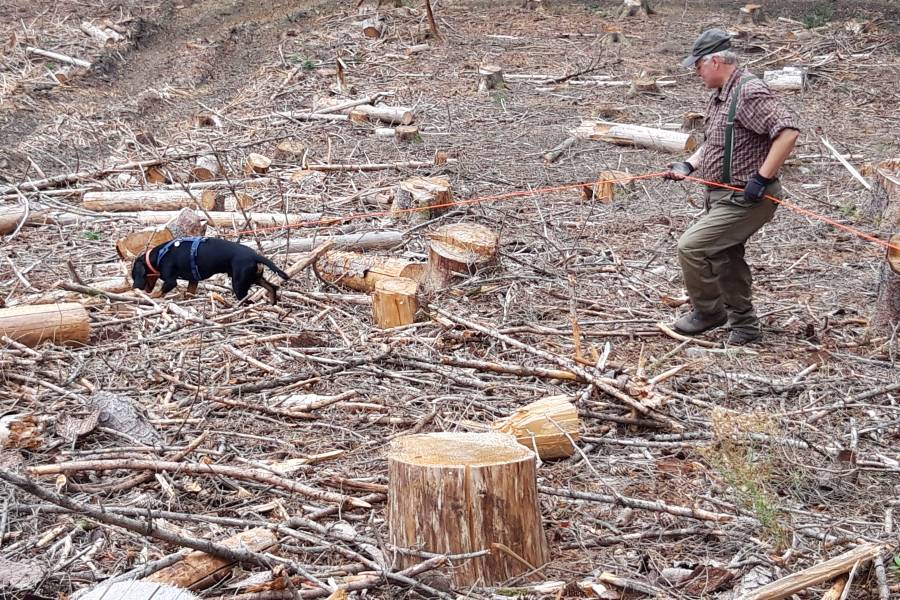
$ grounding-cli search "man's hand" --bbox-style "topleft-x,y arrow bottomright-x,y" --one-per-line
663,161 -> 694,181
743,172 -> 774,202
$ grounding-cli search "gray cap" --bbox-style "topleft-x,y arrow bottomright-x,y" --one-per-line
681,28 -> 732,67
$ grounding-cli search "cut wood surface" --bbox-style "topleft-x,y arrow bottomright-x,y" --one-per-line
83,190 -> 216,212
572,120 -> 699,153
372,276 -> 418,328
388,432 -> 549,586
315,251 -> 427,292
392,176 -> 451,221
116,228 -> 174,260
491,395 -> 582,459
0,303 -> 90,347
738,3 -> 765,25
361,17 -> 386,38
581,170 -> 632,203
144,527 -> 278,590
244,152 -> 272,175
427,222 -> 499,287
192,155 -> 221,181
736,543 -> 882,600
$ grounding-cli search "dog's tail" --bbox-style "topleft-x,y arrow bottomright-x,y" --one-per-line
259,257 -> 290,280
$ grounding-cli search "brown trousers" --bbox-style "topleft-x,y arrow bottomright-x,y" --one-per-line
677,181 -> 780,332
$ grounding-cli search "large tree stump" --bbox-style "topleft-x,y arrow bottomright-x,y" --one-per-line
870,163 -> 900,334
244,153 -> 272,175
738,3 -> 766,25
144,527 -> 278,590
0,303 -> 90,347
491,396 -> 581,459
372,277 -> 418,328
82,190 -> 216,212
391,176 -> 452,222
315,251 -> 427,292
477,65 -> 505,92
427,222 -> 499,287
387,432 -> 550,587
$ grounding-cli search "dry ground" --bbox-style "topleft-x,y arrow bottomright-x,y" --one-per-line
1,0 -> 899,599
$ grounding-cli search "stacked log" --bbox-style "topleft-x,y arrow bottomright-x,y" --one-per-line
0,303 -> 91,347
314,251 -> 427,292
387,432 -> 549,586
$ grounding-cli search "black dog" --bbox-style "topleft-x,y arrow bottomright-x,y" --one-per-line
132,237 -> 289,304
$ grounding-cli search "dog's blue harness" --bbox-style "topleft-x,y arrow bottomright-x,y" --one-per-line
155,237 -> 208,281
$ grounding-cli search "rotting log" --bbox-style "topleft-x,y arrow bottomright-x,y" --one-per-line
388,432 -> 550,587
192,155 -> 221,182
372,277 -> 418,328
427,222 -> 499,287
82,190 -> 216,212
478,65 -> 505,92
572,120 -> 699,153
315,250 -> 427,292
491,396 -> 581,459
0,303 -> 90,347
144,527 -> 278,590
737,543 -> 882,600
391,176 -> 452,221
870,162 -> 900,334
349,104 -> 415,125
763,66 -> 806,91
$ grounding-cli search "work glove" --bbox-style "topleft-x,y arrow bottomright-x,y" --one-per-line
663,161 -> 694,181
743,172 -> 774,202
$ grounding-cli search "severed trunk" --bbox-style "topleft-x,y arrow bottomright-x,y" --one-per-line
491,395 -> 581,459
83,190 -> 216,212
314,250 -> 427,292
0,303 -> 90,347
349,104 -> 415,125
372,277 -> 419,328
388,432 -> 550,587
580,169 -> 632,203
870,164 -> 900,334
138,211 -> 322,229
572,120 -> 699,153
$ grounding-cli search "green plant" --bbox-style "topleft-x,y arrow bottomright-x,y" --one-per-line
839,201 -> 858,219
490,89 -> 508,106
83,230 -> 101,241
302,59 -> 316,71
802,4 -> 834,29
891,555 -> 900,575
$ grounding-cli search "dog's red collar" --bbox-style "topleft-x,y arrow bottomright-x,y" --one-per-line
144,247 -> 161,277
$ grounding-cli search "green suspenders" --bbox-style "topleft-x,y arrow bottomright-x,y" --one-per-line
722,74 -> 755,184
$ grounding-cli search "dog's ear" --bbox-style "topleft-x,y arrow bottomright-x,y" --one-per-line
131,258 -> 145,289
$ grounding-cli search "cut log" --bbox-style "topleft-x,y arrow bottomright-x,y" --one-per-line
83,190 -> 216,212
478,65 -> 505,92
870,163 -> 900,334
0,207 -> 52,235
395,125 -> 419,142
427,222 -> 499,287
144,527 -> 278,590
361,17 -> 386,38
80,21 -> 122,45
260,231 -> 403,254
82,582 -> 197,600
138,211 -> 322,229
349,104 -> 414,125
392,176 -> 452,221
144,165 -> 167,184
737,543 -> 882,600
192,155 -> 221,181
388,432 -> 550,586
315,251 -> 427,292
0,303 -> 90,347
372,277 -> 419,328
580,170 -> 632,204
115,228 -> 174,260
738,3 -> 766,25
491,396 -> 581,459
542,136 -> 578,164
681,111 -> 705,132
763,66 -> 807,91
200,189 -> 249,212
572,120 -> 699,153
244,153 -> 272,175
0,413 -> 43,450
273,140 -> 307,163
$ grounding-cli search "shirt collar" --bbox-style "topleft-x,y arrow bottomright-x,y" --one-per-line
714,67 -> 744,102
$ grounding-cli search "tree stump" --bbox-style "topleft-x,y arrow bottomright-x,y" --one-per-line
81,581 -> 198,600
681,111 -> 705,133
372,277 -> 418,328
491,396 -> 581,459
628,77 -> 658,97
477,65 -> 505,92
192,155 -> 221,181
361,17 -> 386,38
164,208 -> 207,239
580,170 -> 631,204
315,251 -> 427,292
387,432 -> 550,587
391,176 -> 452,222
619,0 -> 652,18
274,140 -> 307,163
738,3 -> 766,25
602,25 -> 625,44
0,303 -> 90,347
427,222 -> 499,287
870,163 -> 900,334
395,125 -> 420,142
245,153 -> 272,175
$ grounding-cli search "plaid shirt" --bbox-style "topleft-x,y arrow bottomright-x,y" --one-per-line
698,67 -> 800,186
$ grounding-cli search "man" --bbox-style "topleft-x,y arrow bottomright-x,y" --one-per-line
664,28 -> 800,345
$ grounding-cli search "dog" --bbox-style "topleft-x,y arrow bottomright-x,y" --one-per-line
131,237 -> 289,304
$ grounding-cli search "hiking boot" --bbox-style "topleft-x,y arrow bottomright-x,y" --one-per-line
672,310 -> 727,335
726,328 -> 761,346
